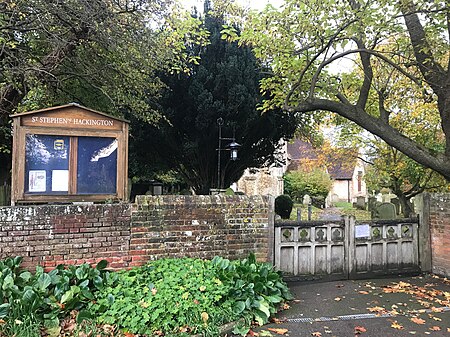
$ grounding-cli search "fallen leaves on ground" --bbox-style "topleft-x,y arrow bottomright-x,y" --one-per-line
431,306 -> 444,312
354,325 -> 367,334
410,317 -> 426,325
267,328 -> 289,335
270,317 -> 286,324
280,303 -> 291,310
391,321 -> 404,330
429,326 -> 441,331
382,280 -> 450,307
367,306 -> 387,314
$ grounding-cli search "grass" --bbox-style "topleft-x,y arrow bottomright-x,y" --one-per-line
289,204 -> 322,221
333,201 -> 353,209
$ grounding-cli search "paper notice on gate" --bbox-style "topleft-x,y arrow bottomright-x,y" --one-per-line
355,224 -> 370,238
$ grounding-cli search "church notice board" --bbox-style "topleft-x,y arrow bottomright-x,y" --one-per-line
10,103 -> 129,204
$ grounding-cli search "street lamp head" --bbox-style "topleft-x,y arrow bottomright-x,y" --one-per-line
228,141 -> 241,161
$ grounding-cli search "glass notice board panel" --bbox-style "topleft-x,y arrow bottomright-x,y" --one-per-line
25,134 -> 70,194
77,137 -> 117,194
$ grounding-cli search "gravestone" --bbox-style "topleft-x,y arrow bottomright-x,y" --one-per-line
373,202 -> 397,219
356,196 -> 366,210
303,194 -> 311,205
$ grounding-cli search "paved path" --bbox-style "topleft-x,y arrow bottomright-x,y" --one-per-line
252,275 -> 450,337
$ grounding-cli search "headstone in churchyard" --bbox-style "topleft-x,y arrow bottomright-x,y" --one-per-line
374,202 -> 396,219
303,194 -> 311,205
391,197 -> 400,215
331,194 -> 339,203
356,196 -> 366,210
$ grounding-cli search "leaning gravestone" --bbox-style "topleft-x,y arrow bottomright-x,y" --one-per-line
374,202 -> 397,219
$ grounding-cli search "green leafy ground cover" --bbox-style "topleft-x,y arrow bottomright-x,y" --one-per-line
0,255 -> 292,337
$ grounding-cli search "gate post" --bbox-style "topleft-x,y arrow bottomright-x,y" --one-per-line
415,193 -> 432,272
268,195 -> 275,265
345,215 -> 355,279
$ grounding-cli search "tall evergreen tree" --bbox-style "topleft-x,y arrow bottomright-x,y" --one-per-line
129,4 -> 297,194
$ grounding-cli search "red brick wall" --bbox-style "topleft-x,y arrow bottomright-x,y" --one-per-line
129,195 -> 271,267
428,194 -> 450,277
0,195 -> 271,270
0,204 -> 132,270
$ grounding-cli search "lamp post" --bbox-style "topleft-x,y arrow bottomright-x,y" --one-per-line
216,117 -> 241,189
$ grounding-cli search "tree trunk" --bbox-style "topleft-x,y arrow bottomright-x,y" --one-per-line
397,193 -> 414,218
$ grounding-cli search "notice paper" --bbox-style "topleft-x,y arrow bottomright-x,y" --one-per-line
29,170 -> 46,192
52,170 -> 69,191
355,224 -> 370,238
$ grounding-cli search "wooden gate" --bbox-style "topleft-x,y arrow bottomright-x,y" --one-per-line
274,216 -> 420,281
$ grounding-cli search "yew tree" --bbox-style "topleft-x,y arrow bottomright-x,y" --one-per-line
129,4 -> 297,194
232,0 -> 450,180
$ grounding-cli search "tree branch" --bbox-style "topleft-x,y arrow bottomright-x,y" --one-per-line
290,97 -> 450,180
400,0 -> 446,93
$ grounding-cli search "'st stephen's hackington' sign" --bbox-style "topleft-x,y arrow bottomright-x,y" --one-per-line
31,116 -> 114,127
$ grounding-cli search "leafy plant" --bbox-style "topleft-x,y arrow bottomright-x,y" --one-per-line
90,258 -> 235,336
0,257 -> 110,334
0,256 -> 292,337
284,169 -> 332,207
211,254 -> 293,335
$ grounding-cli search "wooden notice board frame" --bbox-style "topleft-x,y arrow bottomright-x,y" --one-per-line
10,103 -> 129,205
